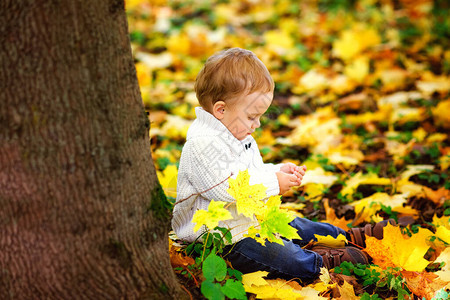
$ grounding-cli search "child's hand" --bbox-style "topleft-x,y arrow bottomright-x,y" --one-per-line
280,163 -> 306,183
276,171 -> 302,195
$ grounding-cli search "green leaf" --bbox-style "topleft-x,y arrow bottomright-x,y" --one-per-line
220,279 -> 246,300
227,268 -> 243,281
202,252 -> 227,282
201,281 -> 224,300
216,227 -> 232,244
354,268 -> 365,276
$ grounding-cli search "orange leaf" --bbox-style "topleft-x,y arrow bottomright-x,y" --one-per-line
169,239 -> 195,269
422,187 -> 450,206
402,271 -> 448,300
365,223 -> 434,272
323,199 -> 350,231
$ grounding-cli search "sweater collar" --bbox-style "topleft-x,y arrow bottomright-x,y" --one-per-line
188,107 -> 254,155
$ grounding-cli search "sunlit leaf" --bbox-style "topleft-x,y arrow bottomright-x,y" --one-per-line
227,170 -> 266,218
313,234 -> 347,248
335,280 -> 359,300
341,172 -> 391,199
365,223 -> 434,272
156,164 -> 178,198
192,200 -> 233,232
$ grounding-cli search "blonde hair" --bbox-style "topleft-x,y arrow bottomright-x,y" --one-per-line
194,48 -> 274,111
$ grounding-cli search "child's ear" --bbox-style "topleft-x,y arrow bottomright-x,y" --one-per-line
212,101 -> 226,120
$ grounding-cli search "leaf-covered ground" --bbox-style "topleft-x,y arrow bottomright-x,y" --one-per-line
126,0 -> 449,299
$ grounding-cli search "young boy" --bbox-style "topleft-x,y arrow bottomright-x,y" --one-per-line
172,48 -> 392,281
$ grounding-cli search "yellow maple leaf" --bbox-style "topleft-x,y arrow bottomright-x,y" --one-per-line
351,193 -> 415,225
242,270 -> 327,300
336,280 -> 359,300
227,170 -> 266,218
192,200 -> 232,232
341,172 -> 391,199
314,234 -> 347,248
242,271 -> 269,287
156,164 -> 178,198
365,223 -> 434,272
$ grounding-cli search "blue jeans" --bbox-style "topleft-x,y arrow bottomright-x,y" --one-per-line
224,217 -> 347,281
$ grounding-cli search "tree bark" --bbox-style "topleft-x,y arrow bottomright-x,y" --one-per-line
0,0 -> 187,298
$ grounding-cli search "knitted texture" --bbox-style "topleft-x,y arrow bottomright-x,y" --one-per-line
172,107 -> 282,243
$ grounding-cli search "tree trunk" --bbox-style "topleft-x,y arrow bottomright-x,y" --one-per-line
0,0 -> 187,298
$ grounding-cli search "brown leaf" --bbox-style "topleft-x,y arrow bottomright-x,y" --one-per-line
402,271 -> 448,300
323,199 -> 350,231
422,187 -> 450,206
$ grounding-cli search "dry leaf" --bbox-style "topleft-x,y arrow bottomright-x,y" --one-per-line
402,271 -> 449,300
365,223 -> 434,272
335,279 -> 360,300
323,199 -> 350,231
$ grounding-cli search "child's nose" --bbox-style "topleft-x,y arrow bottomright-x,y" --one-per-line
252,118 -> 260,129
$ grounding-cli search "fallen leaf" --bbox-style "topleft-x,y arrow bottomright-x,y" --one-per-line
422,187 -> 450,206
323,199 -> 350,231
434,247 -> 450,282
335,279 -> 359,300
169,239 -> 195,269
313,234 -> 347,248
341,173 -> 391,199
365,223 -> 434,272
402,270 -> 449,300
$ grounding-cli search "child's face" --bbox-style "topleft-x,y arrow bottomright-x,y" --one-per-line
221,91 -> 273,141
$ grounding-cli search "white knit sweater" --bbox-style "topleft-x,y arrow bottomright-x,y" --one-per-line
172,107 -> 282,244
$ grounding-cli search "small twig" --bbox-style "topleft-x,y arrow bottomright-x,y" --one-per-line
347,240 -> 364,249
174,174 -> 232,205
336,163 -> 351,178
184,266 -> 199,288
180,284 -> 193,300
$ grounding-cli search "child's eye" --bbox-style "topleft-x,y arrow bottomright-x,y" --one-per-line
248,116 -> 255,121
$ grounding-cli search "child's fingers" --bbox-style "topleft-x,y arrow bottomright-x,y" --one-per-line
299,165 -> 307,175
289,174 -> 302,186
289,174 -> 299,184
